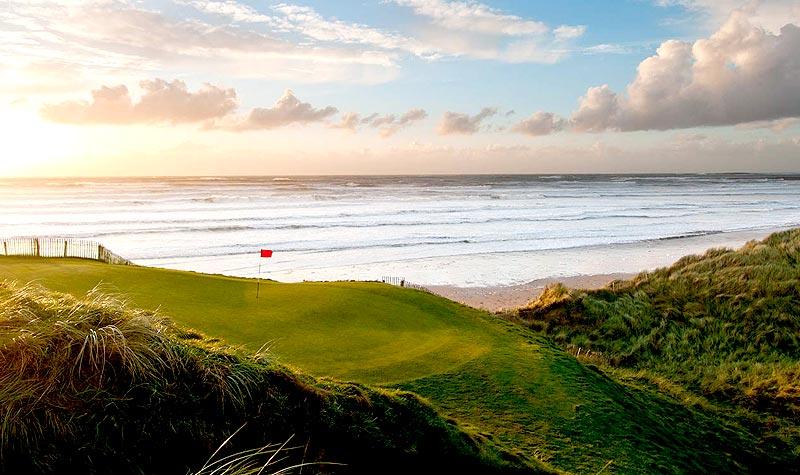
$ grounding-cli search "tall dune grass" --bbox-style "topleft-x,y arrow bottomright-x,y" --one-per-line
0,283 -> 178,449
515,228 -> 800,459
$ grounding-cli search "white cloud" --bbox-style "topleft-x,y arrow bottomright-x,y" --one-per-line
554,25 -> 587,40
2,0 -> 399,85
184,1 -> 439,57
270,4 -> 436,57
390,0 -> 587,63
184,0 -> 590,64
514,11 -> 800,135
40,79 -> 237,124
613,12 -> 800,130
438,107 -> 497,135
178,0 -> 274,23
237,90 -> 338,130
657,0 -> 800,33
570,85 -> 621,132
391,0 -> 548,36
582,43 -> 632,55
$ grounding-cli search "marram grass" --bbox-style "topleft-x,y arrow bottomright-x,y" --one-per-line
516,228 -> 800,460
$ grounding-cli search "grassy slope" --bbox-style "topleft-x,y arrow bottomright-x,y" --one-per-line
0,257 -> 781,473
516,229 -> 800,462
0,281 -> 534,475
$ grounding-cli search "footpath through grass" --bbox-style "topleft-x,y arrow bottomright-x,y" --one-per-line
0,256 -> 782,473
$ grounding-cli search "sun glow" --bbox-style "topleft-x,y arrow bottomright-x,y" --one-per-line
1,104 -> 206,177
1,105 -> 81,176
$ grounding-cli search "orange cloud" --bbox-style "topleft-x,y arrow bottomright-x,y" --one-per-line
41,79 -> 237,124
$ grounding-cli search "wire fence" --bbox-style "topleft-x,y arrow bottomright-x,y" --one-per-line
0,237 -> 132,265
380,276 -> 430,293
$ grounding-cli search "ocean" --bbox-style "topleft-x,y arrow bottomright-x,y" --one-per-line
2,174 -> 799,286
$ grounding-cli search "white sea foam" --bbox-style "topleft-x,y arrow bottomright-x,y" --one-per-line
1,175 -> 798,286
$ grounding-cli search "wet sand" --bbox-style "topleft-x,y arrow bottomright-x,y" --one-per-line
428,273 -> 635,312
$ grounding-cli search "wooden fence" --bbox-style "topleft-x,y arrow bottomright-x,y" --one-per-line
0,237 -> 132,265
380,276 -> 430,293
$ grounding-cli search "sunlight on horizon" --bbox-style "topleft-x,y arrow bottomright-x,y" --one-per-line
0,107 -> 81,175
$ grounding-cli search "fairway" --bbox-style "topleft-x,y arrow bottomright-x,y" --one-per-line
0,257 -> 766,473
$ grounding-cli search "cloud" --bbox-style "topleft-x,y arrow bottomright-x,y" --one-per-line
0,61 -> 91,96
269,4 -> 435,57
437,107 -> 497,135
391,0 -> 548,36
570,85 -> 620,132
553,25 -> 587,40
734,116 -> 800,133
185,0 -> 591,64
581,43 -> 632,55
382,0 -> 592,62
40,79 -> 237,124
2,0 -> 616,95
373,136 -> 800,174
3,0 -> 399,85
389,0 -> 588,63
178,0 -> 274,23
331,111 -> 361,132
184,1 -> 437,57
513,11 -> 800,135
511,111 -> 567,136
238,90 -> 338,130
367,109 -> 428,136
656,0 -> 800,33
672,132 -> 708,143
332,108 -> 428,136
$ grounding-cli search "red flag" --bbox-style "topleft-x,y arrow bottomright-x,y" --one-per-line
260,249 -> 273,258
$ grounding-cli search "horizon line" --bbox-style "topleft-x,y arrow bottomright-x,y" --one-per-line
4,171 -> 800,180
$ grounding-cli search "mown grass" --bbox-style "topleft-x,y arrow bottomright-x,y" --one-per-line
0,257 -> 494,385
1,256 -> 792,473
515,228 -> 800,461
0,281 -> 535,474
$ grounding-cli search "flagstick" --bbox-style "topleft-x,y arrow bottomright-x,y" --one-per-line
256,261 -> 262,299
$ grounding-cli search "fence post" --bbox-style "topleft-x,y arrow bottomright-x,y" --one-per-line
0,238 -> 129,265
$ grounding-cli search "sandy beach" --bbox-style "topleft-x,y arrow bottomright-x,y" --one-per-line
429,273 -> 634,312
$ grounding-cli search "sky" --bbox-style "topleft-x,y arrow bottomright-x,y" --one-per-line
1,0 -> 799,176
